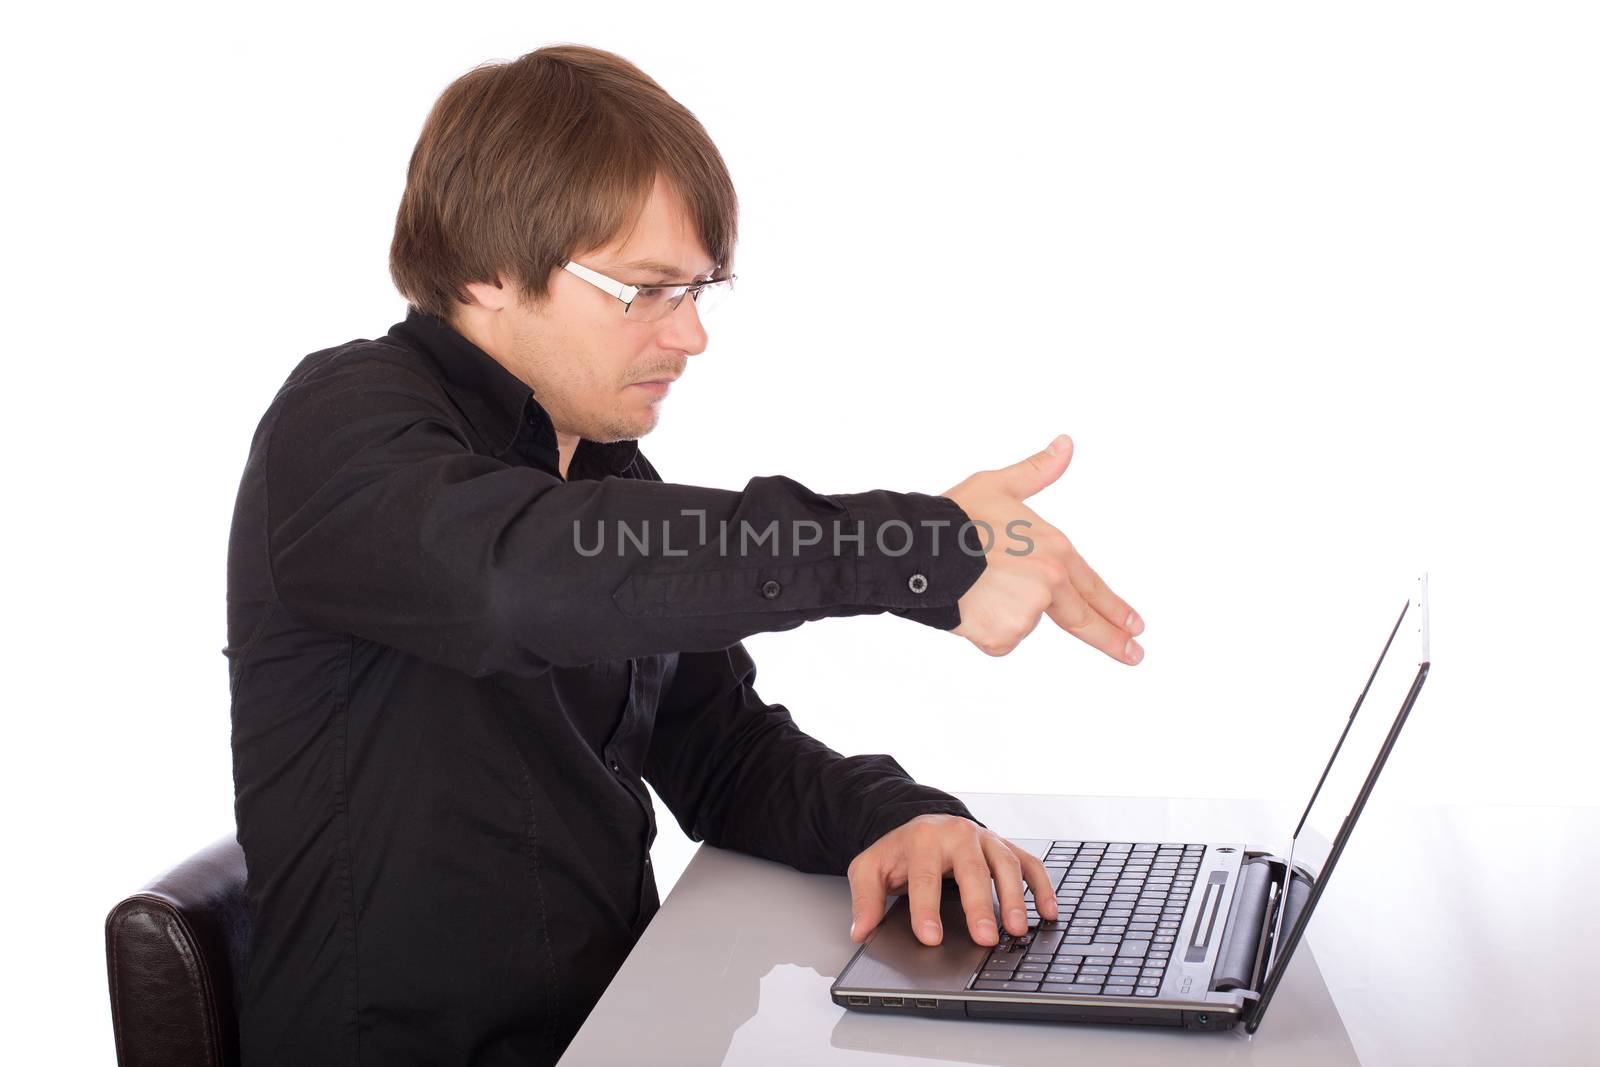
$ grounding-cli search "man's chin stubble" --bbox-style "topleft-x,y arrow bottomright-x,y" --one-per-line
588,411 -> 657,444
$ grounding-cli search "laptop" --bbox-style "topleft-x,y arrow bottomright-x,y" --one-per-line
831,573 -> 1431,1033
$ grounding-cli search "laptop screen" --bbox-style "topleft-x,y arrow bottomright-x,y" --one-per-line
1249,573 -> 1431,1031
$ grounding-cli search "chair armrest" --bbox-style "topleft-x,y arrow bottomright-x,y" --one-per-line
104,835 -> 250,1067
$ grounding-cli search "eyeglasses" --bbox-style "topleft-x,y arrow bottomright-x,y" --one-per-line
561,259 -> 736,322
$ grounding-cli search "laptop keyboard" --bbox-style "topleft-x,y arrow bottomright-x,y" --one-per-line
971,840 -> 1205,997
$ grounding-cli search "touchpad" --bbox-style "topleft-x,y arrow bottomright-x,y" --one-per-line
841,887 -> 992,993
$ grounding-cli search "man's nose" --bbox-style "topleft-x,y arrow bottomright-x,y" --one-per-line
656,292 -> 709,356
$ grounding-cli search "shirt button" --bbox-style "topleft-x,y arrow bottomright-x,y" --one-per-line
907,573 -> 929,594
760,579 -> 782,599
609,759 -> 621,773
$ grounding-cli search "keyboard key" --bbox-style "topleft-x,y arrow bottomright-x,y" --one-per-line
1084,955 -> 1117,965
1135,987 -> 1159,996
1118,941 -> 1150,957
1078,965 -> 1110,976
1110,966 -> 1140,976
1023,954 -> 1053,965
1103,986 -> 1134,995
1061,983 -> 1104,994
979,969 -> 1015,980
1032,929 -> 1065,955
1105,974 -> 1137,986
974,979 -> 1041,992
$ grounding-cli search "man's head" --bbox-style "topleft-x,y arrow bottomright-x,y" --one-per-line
389,45 -> 738,444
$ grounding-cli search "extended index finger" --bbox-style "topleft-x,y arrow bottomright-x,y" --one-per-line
1065,548 -> 1143,637
1046,583 -> 1144,665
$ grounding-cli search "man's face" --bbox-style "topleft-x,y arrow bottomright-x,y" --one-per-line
463,174 -> 716,444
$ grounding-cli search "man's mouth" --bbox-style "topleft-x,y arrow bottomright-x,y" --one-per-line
629,371 -> 681,392
629,377 -> 676,396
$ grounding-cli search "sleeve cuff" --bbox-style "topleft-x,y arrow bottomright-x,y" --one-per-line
827,489 -> 988,630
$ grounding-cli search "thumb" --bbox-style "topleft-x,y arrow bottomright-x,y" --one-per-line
995,434 -> 1073,499
848,859 -> 888,943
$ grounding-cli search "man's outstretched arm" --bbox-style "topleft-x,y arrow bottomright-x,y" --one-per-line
265,352 -> 1143,680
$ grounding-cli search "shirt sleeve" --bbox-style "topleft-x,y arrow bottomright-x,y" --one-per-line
262,353 -> 987,677
642,639 -> 985,876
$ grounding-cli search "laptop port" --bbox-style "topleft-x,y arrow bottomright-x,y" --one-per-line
880,997 -> 903,1007
915,998 -> 938,1008
846,995 -> 869,1006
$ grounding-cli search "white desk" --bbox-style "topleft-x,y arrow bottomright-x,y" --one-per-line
559,793 -> 1600,1066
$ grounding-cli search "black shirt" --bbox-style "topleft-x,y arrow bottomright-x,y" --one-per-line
225,306 -> 988,1066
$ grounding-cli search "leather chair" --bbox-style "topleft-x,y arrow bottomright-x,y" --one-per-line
104,836 -> 251,1067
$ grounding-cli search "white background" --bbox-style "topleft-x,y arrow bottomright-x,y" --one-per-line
3,1 -> 1596,1060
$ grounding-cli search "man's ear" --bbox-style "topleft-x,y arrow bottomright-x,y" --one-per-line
463,275 -> 512,312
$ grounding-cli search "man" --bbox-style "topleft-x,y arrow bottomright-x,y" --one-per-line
225,43 -> 1144,1066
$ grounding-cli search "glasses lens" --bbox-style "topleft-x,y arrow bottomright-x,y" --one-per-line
690,277 -> 734,316
625,287 -> 683,322
625,278 -> 734,322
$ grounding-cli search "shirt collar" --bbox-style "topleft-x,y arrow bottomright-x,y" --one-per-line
386,305 -> 640,477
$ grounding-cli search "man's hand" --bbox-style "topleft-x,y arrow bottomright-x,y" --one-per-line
943,434 -> 1145,663
847,813 -> 1059,947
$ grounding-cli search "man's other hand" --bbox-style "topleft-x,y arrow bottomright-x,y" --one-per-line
943,434 -> 1145,664
846,813 -> 1058,947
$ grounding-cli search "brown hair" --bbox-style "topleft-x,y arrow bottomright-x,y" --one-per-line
389,44 -> 738,320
